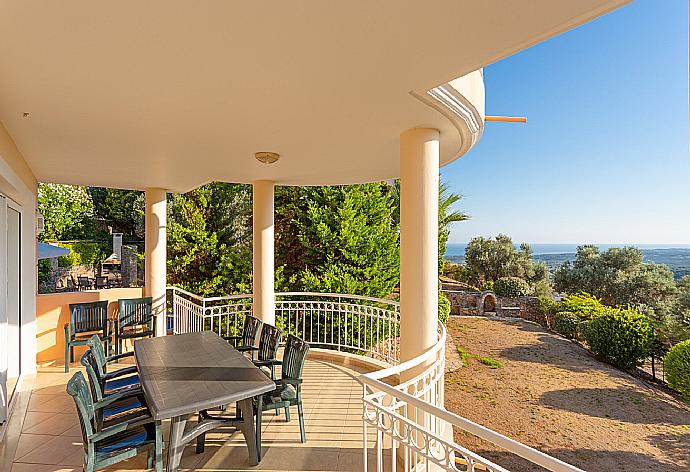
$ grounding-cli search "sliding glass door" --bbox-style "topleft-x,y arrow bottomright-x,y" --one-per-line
0,195 -> 21,425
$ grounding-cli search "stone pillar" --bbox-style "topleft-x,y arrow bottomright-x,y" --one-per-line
399,128 -> 440,364
121,245 -> 137,288
252,180 -> 275,325
144,188 -> 167,337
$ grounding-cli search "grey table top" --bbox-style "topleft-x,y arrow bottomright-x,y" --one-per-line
134,331 -> 275,420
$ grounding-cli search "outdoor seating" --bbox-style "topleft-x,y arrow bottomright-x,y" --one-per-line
95,275 -> 110,289
223,314 -> 262,358
66,371 -> 163,472
256,334 -> 310,445
81,350 -> 148,430
65,301 -> 110,373
77,275 -> 93,290
115,297 -> 154,355
82,335 -> 140,401
252,324 -> 283,379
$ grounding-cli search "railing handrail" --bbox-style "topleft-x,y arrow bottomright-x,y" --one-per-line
167,286 -> 399,308
360,372 -> 584,472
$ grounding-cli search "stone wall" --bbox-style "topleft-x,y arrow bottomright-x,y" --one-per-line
442,289 -> 544,326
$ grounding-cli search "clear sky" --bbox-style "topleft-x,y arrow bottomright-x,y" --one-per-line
442,0 -> 689,245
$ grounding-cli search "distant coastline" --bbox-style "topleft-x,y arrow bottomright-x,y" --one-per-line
445,243 -> 690,279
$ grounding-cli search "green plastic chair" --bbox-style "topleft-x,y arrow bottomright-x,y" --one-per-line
65,301 -> 110,373
116,297 -> 154,355
81,350 -> 148,430
66,371 -> 163,472
224,314 -> 262,358
253,324 -> 283,379
82,335 -> 140,402
257,335 -> 310,447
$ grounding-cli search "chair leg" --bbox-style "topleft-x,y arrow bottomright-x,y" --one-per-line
284,406 -> 290,422
70,346 -> 74,363
147,450 -> 154,469
64,341 -> 70,373
298,401 -> 306,443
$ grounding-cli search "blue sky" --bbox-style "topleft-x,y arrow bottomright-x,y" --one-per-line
442,0 -> 689,245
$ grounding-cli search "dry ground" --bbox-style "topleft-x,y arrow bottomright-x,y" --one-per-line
444,317 -> 690,472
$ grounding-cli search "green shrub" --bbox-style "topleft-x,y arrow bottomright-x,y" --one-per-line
554,311 -> 581,339
561,293 -> 606,319
665,340 -> 690,402
37,259 -> 52,284
438,290 -> 451,323
585,308 -> 653,370
57,241 -> 108,267
494,277 -> 532,297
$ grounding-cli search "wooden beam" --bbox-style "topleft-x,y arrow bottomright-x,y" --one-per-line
485,115 -> 526,123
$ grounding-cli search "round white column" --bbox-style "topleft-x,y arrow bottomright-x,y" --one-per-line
253,180 -> 275,325
399,128 -> 439,363
144,188 -> 167,336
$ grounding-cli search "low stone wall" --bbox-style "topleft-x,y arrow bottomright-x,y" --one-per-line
443,289 -> 544,326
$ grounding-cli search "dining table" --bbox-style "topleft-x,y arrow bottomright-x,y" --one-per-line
134,331 -> 275,472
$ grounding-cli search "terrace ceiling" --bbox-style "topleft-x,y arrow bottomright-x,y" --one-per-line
0,1 -> 628,192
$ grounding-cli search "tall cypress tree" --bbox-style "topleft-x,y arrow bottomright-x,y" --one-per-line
276,184 -> 399,297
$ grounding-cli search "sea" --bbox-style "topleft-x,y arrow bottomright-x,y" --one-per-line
445,243 -> 690,280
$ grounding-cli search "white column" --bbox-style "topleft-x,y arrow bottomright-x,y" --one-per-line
253,180 -> 275,325
144,188 -> 167,337
399,128 -> 439,363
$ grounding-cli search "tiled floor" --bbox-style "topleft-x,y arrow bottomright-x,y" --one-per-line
0,357 -> 385,472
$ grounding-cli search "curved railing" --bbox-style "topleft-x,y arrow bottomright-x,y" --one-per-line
166,287 -> 583,472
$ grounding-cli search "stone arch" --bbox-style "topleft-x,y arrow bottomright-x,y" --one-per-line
478,291 -> 497,316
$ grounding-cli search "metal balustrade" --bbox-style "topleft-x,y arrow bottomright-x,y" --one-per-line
166,287 -> 583,472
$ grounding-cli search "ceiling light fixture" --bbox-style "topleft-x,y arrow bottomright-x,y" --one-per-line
255,152 -> 280,164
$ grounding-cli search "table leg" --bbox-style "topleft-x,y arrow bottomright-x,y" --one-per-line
256,395 -> 263,461
166,414 -> 189,472
237,398 -> 259,466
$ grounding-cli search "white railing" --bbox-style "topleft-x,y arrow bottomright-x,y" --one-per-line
167,287 -> 400,364
166,287 -> 583,472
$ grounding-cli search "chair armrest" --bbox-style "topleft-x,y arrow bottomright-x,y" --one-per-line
278,378 -> 303,387
236,346 -> 259,352
222,335 -> 242,341
91,415 -> 155,442
106,352 -> 134,363
103,366 -> 138,380
95,388 -> 144,409
253,359 -> 282,367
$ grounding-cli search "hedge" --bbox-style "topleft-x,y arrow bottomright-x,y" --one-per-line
554,311 -> 580,339
665,340 -> 690,402
584,308 -> 653,370
493,277 -> 532,297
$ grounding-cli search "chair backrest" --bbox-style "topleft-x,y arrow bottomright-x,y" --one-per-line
118,297 -> 153,329
78,276 -> 91,287
282,335 -> 309,381
81,349 -> 106,402
66,371 -> 96,449
241,315 -> 262,348
86,335 -> 108,377
95,275 -> 109,288
69,301 -> 109,335
257,324 -> 282,362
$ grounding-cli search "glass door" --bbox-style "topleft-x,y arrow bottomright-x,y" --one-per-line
6,204 -> 20,401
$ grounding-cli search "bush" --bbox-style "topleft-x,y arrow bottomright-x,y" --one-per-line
561,293 -> 606,319
665,340 -> 690,402
494,277 -> 532,297
585,308 -> 653,370
438,291 -> 451,323
554,311 -> 581,339
57,241 -> 108,267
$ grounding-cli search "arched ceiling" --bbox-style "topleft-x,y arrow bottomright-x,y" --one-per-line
0,1 -> 629,192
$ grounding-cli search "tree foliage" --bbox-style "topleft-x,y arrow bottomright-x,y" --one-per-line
37,183 -> 94,241
276,184 -> 399,297
167,183 -> 252,297
90,188 -> 144,240
553,246 -> 678,315
464,234 -> 548,287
